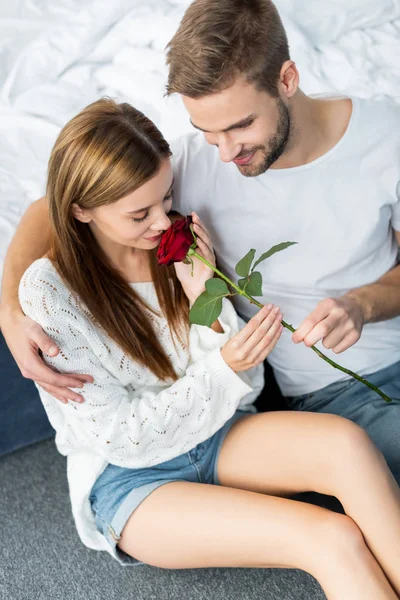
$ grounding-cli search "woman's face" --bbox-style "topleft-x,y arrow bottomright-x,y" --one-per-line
74,160 -> 174,253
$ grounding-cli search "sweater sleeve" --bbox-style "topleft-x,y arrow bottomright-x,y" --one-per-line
190,299 -> 264,410
19,262 -> 255,468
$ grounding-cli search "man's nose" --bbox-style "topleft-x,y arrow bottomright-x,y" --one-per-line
218,137 -> 240,163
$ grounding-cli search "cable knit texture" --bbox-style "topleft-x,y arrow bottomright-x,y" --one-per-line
19,258 -> 263,557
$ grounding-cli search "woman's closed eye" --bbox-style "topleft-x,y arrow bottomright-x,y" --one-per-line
132,212 -> 149,223
164,192 -> 173,204
132,194 -> 173,223
132,211 -> 149,223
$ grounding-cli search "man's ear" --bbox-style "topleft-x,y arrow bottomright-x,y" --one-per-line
279,60 -> 299,99
72,203 -> 92,223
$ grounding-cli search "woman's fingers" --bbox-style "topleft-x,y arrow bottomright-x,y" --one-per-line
194,226 -> 213,257
242,306 -> 282,353
221,305 -> 283,372
192,213 -> 214,253
193,224 -> 212,251
248,315 -> 283,362
194,237 -> 215,264
191,212 -> 210,236
254,325 -> 284,364
230,305 -> 273,348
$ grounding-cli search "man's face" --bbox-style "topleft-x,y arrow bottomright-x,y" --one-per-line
182,77 -> 292,177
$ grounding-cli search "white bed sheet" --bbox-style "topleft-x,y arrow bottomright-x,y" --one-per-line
0,0 -> 399,286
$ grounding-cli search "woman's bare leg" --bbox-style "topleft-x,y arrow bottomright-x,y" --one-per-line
119,481 -> 397,600
216,411 -> 400,595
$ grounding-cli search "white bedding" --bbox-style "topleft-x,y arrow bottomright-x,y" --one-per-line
1,0 -> 399,285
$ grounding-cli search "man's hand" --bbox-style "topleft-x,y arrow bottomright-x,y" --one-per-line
0,310 -> 93,403
292,295 -> 365,353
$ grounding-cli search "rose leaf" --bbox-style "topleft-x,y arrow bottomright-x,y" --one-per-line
251,242 -> 298,272
235,249 -> 256,278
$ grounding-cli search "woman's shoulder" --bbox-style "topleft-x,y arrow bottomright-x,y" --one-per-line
20,257 -> 68,297
22,256 -> 61,278
19,257 -> 83,322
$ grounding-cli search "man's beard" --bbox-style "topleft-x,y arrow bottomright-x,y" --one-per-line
236,98 -> 292,177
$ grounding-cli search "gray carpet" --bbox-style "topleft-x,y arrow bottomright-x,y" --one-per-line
0,439 -> 326,600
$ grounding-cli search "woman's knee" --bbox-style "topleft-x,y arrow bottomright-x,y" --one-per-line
309,513 -> 367,574
327,416 -> 383,472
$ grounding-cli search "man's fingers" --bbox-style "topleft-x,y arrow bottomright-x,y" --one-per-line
36,382 -> 68,404
331,331 -> 361,354
321,323 -> 360,351
21,354 -> 92,389
69,373 -> 94,383
30,329 -> 60,357
37,382 -> 84,404
292,317 -> 321,344
321,328 -> 347,350
292,303 -> 333,344
301,319 -> 335,347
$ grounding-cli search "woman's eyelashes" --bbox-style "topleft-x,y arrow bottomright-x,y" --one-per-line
132,212 -> 149,223
132,194 -> 173,223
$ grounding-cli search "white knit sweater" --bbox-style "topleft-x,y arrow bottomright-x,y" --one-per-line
19,258 -> 263,559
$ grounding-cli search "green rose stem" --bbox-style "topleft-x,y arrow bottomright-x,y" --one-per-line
187,247 -> 392,404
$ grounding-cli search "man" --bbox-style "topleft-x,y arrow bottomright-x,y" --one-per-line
1,0 -> 400,481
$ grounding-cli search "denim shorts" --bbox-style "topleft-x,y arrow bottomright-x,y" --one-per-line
89,409 -> 252,566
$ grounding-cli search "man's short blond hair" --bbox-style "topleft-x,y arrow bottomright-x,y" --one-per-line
166,0 -> 290,98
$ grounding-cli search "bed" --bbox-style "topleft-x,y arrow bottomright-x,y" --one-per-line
1,0 -> 400,285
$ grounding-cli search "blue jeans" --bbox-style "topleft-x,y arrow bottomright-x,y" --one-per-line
0,332 -> 54,456
286,360 -> 400,485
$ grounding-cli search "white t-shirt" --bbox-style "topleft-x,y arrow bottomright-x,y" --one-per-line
171,96 -> 400,396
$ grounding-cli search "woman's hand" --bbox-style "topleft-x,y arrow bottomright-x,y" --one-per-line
174,212 -> 215,306
221,305 -> 283,372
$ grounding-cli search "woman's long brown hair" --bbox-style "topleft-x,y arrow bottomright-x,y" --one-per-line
47,98 -> 188,381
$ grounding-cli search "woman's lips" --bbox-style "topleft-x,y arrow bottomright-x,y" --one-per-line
145,234 -> 162,242
232,151 -> 255,166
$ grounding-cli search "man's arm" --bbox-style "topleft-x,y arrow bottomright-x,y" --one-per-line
0,197 -> 50,317
346,230 -> 400,323
0,197 -> 93,402
292,230 -> 400,353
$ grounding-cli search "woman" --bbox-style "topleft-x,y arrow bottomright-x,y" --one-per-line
19,98 -> 400,600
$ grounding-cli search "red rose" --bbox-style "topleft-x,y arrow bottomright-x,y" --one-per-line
157,215 -> 194,266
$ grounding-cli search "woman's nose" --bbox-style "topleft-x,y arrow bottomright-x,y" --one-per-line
152,211 -> 171,232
